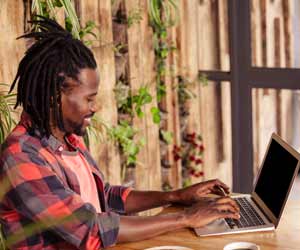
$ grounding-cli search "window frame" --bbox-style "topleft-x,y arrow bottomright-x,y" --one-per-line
199,0 -> 300,192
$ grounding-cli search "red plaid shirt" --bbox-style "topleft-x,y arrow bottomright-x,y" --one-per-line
0,112 -> 131,249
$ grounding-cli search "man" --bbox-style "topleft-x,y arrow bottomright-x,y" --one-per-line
0,17 -> 239,249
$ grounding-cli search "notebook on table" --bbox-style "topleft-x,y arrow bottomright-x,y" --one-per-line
195,133 -> 300,236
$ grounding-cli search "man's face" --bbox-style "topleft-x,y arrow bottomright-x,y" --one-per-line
60,68 -> 99,136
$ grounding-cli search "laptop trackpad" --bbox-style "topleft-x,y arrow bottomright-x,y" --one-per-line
195,219 -> 230,235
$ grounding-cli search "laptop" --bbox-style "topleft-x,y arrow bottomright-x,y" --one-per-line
195,133 -> 300,236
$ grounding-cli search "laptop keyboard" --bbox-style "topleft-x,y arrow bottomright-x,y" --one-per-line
225,197 -> 266,228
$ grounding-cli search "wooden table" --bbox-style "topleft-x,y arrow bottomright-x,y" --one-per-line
109,199 -> 300,250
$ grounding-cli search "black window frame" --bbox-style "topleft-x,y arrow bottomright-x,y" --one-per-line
199,0 -> 300,192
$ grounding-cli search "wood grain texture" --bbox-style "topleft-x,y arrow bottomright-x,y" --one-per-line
0,0 -> 25,86
110,199 -> 300,250
125,0 -> 161,192
160,21 -> 182,189
177,0 -> 203,184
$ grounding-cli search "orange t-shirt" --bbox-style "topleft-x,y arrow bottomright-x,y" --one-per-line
61,151 -> 101,213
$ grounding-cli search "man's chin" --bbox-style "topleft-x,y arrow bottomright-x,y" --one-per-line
73,126 -> 87,137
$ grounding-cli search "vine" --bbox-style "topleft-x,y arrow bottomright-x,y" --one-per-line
114,81 -> 161,123
148,1 -> 209,188
113,6 -> 143,28
148,0 -> 178,102
148,0 -> 179,189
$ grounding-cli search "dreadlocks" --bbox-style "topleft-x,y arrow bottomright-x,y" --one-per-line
10,16 -> 97,137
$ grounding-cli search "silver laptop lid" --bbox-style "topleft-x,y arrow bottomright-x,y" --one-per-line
251,133 -> 300,227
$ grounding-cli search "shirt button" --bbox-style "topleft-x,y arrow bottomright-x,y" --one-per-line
58,146 -> 63,152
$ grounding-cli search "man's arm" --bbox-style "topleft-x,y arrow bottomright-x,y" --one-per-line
118,196 -> 240,242
124,179 -> 232,214
124,190 -> 176,214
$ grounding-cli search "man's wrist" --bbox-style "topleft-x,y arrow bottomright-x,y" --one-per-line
165,189 -> 181,204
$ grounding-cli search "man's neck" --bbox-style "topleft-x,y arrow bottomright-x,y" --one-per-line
50,126 -> 67,146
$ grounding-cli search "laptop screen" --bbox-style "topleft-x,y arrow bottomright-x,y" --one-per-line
254,138 -> 299,218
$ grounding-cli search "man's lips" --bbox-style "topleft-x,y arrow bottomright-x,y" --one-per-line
83,114 -> 94,126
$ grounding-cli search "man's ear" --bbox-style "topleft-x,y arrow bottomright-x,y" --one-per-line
60,75 -> 79,95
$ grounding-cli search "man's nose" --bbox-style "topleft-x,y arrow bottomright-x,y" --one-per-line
90,101 -> 99,113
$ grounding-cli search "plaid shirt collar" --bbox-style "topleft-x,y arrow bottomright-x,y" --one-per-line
20,111 -> 81,153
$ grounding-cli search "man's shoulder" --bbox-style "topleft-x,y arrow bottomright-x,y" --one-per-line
1,124 -> 43,159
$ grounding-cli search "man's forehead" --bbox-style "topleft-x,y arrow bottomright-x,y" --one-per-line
63,68 -> 99,90
77,68 -> 99,82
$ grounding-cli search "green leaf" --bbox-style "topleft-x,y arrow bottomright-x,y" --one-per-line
160,130 -> 173,145
183,178 -> 192,188
198,73 -> 208,86
139,137 -> 146,146
160,30 -> 167,39
79,20 -> 98,41
53,0 -> 63,7
65,16 -> 73,33
156,83 -> 166,102
127,7 -> 143,28
151,107 -> 161,124
136,107 -> 144,118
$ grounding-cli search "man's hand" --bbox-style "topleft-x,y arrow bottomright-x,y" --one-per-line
182,196 -> 240,228
171,179 -> 231,205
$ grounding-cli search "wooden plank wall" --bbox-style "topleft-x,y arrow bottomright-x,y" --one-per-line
163,20 -> 182,189
125,0 -> 161,191
0,0 -> 295,190
0,1 -> 25,101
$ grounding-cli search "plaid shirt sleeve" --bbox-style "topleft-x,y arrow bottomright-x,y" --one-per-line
1,147 -> 120,249
104,183 -> 132,214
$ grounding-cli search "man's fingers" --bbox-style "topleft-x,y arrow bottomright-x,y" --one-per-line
212,203 -> 240,220
197,187 -> 211,195
212,186 -> 227,196
214,203 -> 239,214
215,197 -> 240,212
217,210 -> 240,220
213,179 -> 230,192
204,179 -> 230,196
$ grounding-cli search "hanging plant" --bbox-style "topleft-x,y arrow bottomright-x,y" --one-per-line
31,0 -> 98,44
114,82 -> 161,124
108,121 -> 145,167
148,0 -> 178,102
113,6 -> 143,27
84,116 -> 145,168
148,0 -> 179,190
173,132 -> 205,187
173,74 -> 209,187
148,0 -> 179,30
31,0 -> 80,39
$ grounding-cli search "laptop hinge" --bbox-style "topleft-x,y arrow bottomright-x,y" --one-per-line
250,196 -> 272,223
